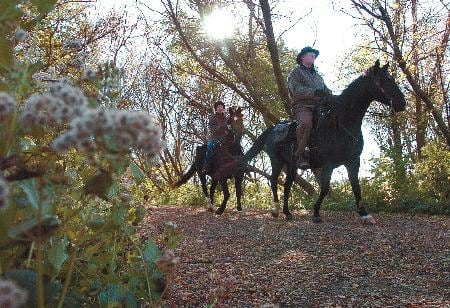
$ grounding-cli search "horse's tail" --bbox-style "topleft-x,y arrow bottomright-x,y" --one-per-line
172,162 -> 197,188
213,126 -> 274,180
243,126 -> 274,162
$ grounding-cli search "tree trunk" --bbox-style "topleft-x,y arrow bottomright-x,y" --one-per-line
411,0 -> 426,156
259,0 -> 292,117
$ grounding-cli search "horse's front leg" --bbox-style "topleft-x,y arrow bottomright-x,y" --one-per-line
282,165 -> 296,220
345,160 -> 375,224
269,160 -> 283,218
313,165 -> 333,223
215,180 -> 230,215
234,174 -> 244,212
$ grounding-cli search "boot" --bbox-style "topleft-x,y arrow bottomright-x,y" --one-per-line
296,155 -> 309,170
202,161 -> 211,174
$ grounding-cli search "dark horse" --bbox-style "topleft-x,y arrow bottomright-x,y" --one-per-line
221,61 -> 406,222
173,107 -> 245,215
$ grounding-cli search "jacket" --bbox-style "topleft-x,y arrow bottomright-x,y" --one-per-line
208,112 -> 228,141
287,64 -> 331,112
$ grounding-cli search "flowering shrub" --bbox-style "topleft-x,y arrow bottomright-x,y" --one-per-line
0,1 -> 178,307
0,279 -> 28,308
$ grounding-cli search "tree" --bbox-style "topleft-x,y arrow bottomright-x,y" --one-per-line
351,0 -> 450,150
141,0 -> 315,194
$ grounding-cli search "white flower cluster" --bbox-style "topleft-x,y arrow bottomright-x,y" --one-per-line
165,221 -> 178,230
0,279 -> 28,308
52,108 -> 164,156
32,72 -> 53,81
0,176 -> 9,211
20,81 -> 88,129
82,67 -> 97,81
19,80 -> 163,156
14,29 -> 28,42
156,250 -> 180,273
0,93 -> 16,123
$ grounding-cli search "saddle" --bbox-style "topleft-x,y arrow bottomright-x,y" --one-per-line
271,97 -> 338,145
272,120 -> 296,143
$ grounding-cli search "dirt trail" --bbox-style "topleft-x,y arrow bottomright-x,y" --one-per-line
140,206 -> 449,307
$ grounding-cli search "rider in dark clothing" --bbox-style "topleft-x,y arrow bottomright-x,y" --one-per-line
204,100 -> 228,172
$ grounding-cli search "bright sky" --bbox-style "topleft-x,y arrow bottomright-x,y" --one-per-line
88,0 -> 380,179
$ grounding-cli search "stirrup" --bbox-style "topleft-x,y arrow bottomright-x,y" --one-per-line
296,156 -> 309,170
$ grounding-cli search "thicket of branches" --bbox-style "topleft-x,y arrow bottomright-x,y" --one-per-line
132,0 -> 449,212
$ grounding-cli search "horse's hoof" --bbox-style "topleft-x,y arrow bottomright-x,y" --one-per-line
312,216 -> 322,223
237,206 -> 243,212
361,215 -> 376,224
285,213 -> 293,221
215,208 -> 224,215
271,210 -> 279,218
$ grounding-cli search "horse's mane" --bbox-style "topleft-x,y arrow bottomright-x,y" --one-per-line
339,75 -> 367,101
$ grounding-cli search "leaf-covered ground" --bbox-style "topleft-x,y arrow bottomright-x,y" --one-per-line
139,206 -> 449,307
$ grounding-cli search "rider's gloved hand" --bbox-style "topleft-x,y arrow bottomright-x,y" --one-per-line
314,89 -> 328,97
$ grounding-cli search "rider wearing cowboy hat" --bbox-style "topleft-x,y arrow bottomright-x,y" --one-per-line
287,46 -> 332,169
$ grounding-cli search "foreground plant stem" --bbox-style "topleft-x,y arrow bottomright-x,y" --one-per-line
56,247 -> 78,308
36,240 -> 45,308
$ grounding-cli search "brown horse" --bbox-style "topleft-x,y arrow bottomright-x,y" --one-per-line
173,107 -> 245,214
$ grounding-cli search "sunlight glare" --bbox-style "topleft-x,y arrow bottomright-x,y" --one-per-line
203,8 -> 235,40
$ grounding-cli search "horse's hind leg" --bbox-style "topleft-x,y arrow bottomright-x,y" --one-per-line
198,171 -> 212,210
282,165 -> 296,220
234,174 -> 244,212
345,160 -> 375,224
208,179 -> 218,212
313,165 -> 333,223
215,180 -> 230,215
270,159 -> 283,218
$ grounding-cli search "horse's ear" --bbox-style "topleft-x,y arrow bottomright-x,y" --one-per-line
372,59 -> 381,75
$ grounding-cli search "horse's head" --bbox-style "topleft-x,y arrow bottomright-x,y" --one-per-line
228,106 -> 244,135
365,60 -> 407,112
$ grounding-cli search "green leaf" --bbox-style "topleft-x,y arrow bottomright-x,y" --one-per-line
42,182 -> 56,216
20,138 -> 37,151
8,215 -> 61,240
48,238 -> 68,272
127,277 -> 141,292
111,204 -> 128,226
125,291 -> 138,308
31,0 -> 57,15
143,240 -> 161,267
98,283 -> 123,305
0,37 -> 14,72
18,179 -> 39,209
110,156 -> 129,175
83,169 -> 112,198
0,81 -> 9,92
130,161 -> 145,183
106,178 -> 119,199
87,217 -> 106,230
66,168 -> 78,181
